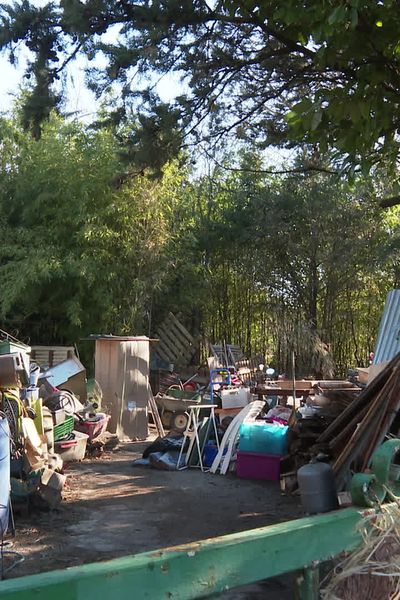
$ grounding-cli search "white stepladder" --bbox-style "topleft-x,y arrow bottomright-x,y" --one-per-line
176,404 -> 219,472
210,400 -> 266,475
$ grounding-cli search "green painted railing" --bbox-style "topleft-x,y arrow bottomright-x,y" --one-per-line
0,506 -> 367,600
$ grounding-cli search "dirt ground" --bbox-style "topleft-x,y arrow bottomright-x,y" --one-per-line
7,439 -> 303,598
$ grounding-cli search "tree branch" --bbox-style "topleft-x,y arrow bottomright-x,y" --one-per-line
201,148 -> 338,175
379,195 -> 400,209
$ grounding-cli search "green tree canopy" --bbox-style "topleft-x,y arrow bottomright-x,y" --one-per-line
1,0 -> 400,182
0,106 -> 397,373
0,112 -> 187,343
176,149 -> 400,374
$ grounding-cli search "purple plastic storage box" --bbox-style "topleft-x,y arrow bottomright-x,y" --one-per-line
236,451 -> 281,481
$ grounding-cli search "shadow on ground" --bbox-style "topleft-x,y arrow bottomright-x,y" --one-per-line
8,441 -> 303,598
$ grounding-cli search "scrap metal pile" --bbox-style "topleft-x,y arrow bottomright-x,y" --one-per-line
278,354 -> 400,493
284,382 -> 360,474
310,353 -> 400,490
0,334 -> 114,515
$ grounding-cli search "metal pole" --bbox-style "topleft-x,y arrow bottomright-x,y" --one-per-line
223,340 -> 229,367
292,350 -> 296,409
298,565 -> 320,600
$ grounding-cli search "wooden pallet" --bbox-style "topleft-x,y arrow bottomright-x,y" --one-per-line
154,313 -> 195,366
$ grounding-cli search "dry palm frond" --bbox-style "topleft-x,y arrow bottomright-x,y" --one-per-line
321,503 -> 400,600
275,318 -> 335,378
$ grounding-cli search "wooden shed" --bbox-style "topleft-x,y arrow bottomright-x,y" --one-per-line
94,336 -> 151,440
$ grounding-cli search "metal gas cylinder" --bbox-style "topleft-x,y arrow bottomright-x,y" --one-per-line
298,462 -> 338,514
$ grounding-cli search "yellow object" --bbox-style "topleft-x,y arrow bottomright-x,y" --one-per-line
32,398 -> 44,435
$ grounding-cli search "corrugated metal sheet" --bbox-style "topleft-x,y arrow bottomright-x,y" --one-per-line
373,289 -> 400,364
42,357 -> 84,386
41,356 -> 87,401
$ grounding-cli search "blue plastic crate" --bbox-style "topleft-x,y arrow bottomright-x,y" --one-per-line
203,442 -> 227,467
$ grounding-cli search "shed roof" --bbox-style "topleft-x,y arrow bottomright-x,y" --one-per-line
84,335 -> 158,342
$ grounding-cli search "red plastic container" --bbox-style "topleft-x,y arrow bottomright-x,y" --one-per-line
236,451 -> 281,481
74,413 -> 110,441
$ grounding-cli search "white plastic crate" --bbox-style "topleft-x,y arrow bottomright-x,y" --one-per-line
220,387 -> 250,409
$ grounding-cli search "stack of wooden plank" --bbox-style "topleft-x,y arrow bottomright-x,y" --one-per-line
311,353 -> 400,490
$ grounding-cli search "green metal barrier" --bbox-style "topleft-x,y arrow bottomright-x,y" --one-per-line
0,506 -> 367,600
352,438 -> 400,506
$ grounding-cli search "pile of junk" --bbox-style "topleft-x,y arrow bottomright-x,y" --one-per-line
0,334 -> 112,513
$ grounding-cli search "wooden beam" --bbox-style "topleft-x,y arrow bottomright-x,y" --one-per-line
0,507 -> 367,600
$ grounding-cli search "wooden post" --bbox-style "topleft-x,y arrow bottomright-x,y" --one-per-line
148,386 -> 165,438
